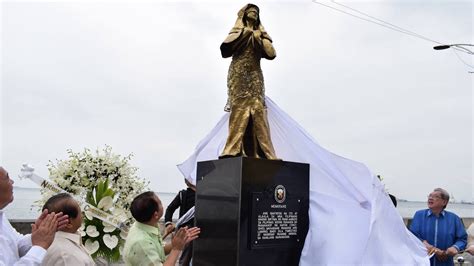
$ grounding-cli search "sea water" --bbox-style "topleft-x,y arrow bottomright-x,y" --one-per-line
4,187 -> 178,220
4,187 -> 473,220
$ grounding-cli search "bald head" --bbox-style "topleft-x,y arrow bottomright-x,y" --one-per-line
0,167 -> 6,177
0,167 -> 14,209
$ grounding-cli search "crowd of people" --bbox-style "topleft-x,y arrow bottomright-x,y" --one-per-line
0,166 -> 200,266
0,165 -> 473,266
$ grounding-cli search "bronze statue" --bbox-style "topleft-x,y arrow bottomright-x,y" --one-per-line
219,4 -> 278,160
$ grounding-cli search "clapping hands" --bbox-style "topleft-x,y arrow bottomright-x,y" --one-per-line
430,246 -> 459,262
34,209 -> 69,231
163,223 -> 176,239
30,209 -> 69,249
171,226 -> 200,251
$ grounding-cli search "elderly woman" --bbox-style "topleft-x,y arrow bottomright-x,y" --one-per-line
219,4 -> 278,160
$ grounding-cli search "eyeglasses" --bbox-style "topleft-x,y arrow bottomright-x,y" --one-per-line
427,194 -> 442,199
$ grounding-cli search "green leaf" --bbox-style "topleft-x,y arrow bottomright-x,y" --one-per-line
86,190 -> 96,205
97,181 -> 105,199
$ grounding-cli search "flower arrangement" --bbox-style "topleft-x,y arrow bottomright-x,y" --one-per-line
38,146 -> 149,262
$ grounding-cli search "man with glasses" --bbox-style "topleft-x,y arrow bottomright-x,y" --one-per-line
409,188 -> 467,266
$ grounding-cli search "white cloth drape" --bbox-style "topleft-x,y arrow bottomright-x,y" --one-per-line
177,97 -> 429,265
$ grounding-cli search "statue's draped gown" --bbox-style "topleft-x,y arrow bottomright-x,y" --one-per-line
219,5 -> 278,160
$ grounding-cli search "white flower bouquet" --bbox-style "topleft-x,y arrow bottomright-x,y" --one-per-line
38,146 -> 149,262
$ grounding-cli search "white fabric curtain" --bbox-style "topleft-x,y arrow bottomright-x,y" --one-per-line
177,97 -> 429,265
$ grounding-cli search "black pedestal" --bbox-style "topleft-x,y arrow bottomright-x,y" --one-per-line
193,157 -> 309,266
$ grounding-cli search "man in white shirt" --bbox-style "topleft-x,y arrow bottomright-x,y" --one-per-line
41,193 -> 95,265
0,166 -> 68,266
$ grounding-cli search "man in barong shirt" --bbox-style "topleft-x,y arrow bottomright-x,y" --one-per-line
409,188 -> 467,266
41,193 -> 95,265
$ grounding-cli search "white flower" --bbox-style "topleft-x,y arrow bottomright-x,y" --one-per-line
98,196 -> 113,210
84,239 -> 100,254
102,222 -> 116,233
103,234 -> 119,249
86,225 -> 99,237
84,210 -> 94,221
78,224 -> 86,237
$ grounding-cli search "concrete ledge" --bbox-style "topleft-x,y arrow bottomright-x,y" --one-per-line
9,217 -> 474,235
10,219 -> 35,235
9,219 -> 169,235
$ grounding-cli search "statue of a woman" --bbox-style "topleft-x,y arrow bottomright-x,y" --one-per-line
219,4 -> 278,160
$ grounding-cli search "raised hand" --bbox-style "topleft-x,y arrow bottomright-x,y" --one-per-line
170,226 -> 201,251
34,209 -> 48,228
31,212 -> 58,249
171,227 -> 188,251
185,227 -> 200,245
35,209 -> 69,231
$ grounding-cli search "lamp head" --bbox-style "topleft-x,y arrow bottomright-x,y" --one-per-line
433,45 -> 451,50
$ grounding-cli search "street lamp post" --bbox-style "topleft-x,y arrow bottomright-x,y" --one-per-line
433,44 -> 474,55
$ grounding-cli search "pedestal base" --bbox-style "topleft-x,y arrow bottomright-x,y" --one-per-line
193,157 -> 309,266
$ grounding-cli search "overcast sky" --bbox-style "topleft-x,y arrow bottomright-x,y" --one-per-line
1,0 -> 472,201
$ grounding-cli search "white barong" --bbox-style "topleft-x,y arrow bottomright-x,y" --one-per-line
177,97 -> 429,265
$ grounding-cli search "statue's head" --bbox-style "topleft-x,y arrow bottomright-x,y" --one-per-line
244,5 -> 259,21
240,4 -> 261,28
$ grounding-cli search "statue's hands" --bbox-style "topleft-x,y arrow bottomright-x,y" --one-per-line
243,27 -> 253,36
253,29 -> 262,40
251,29 -> 263,47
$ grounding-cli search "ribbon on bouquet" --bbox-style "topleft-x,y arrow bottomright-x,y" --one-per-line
19,164 -> 129,232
